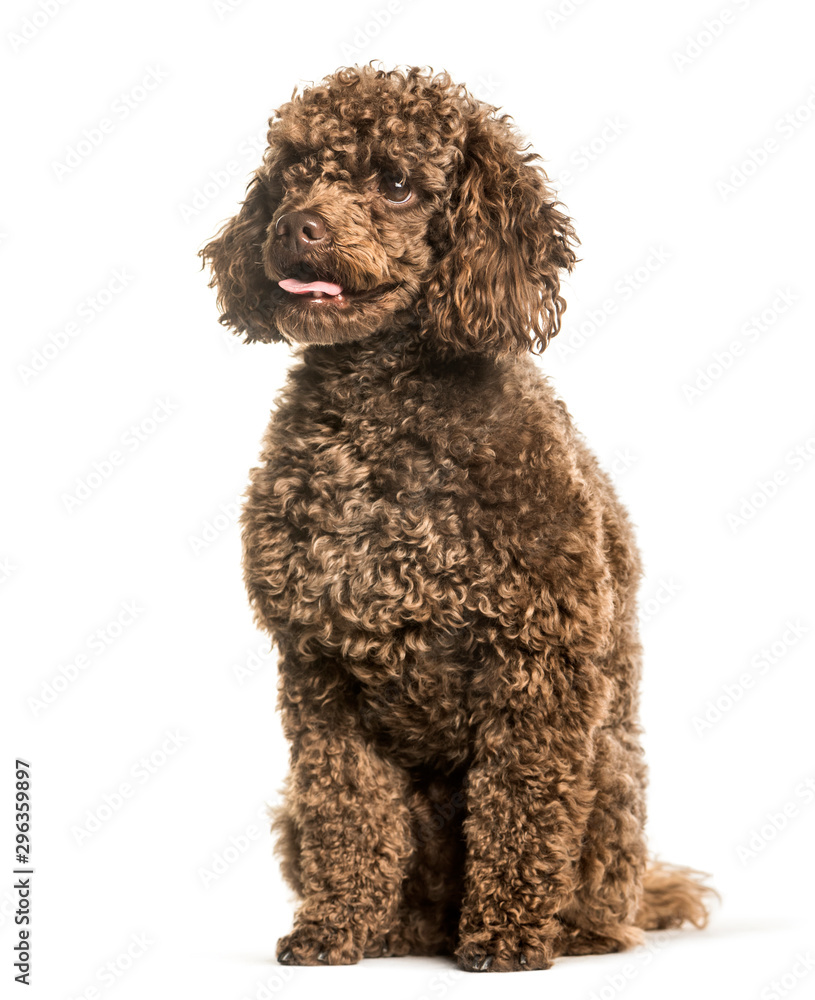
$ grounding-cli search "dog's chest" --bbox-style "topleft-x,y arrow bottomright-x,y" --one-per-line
254,409 -> 483,641
248,357 -> 506,646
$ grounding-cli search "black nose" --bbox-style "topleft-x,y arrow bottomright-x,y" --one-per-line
275,211 -> 328,253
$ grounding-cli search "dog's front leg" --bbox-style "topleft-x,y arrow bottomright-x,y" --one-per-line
456,645 -> 604,972
274,649 -> 414,966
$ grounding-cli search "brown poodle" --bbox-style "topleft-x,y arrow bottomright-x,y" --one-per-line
201,64 -> 714,973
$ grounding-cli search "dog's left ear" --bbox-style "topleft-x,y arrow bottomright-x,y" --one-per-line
421,115 -> 578,356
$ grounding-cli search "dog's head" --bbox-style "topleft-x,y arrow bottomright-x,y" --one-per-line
201,65 -> 577,356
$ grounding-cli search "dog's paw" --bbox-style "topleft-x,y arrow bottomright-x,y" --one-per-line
277,921 -> 365,966
456,934 -> 553,973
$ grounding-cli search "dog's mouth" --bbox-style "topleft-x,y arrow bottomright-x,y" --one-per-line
277,274 -> 394,308
278,277 -> 346,303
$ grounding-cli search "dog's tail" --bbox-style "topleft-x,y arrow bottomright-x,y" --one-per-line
635,860 -> 717,931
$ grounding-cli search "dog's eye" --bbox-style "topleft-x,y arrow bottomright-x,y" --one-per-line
379,173 -> 412,204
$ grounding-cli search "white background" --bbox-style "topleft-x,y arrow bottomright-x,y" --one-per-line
3,1 -> 814,998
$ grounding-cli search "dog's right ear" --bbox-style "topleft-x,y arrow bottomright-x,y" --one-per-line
199,174 -> 283,343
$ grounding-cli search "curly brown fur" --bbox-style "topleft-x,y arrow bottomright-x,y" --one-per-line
202,64 -> 715,973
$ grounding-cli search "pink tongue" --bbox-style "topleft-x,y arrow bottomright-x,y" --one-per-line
279,278 -> 343,296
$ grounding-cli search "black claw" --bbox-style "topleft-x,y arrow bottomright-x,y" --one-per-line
475,955 -> 493,971
519,954 -> 528,966
278,949 -> 295,965
317,950 -> 329,963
